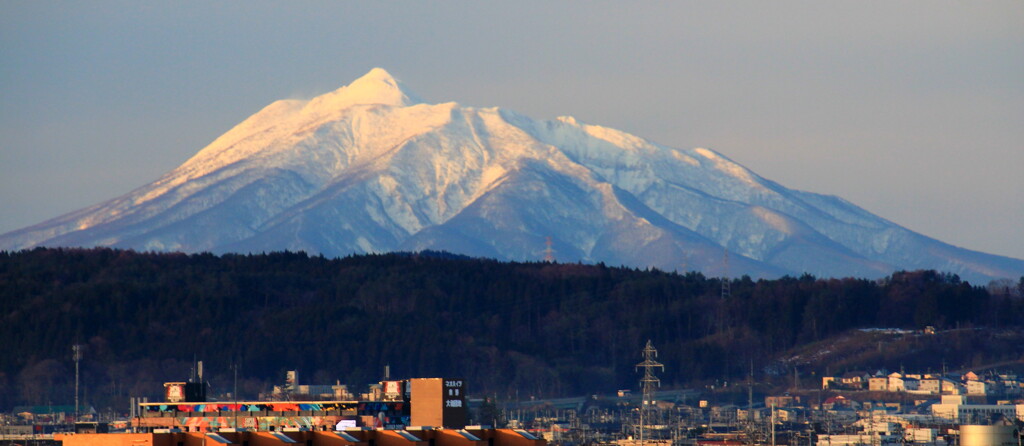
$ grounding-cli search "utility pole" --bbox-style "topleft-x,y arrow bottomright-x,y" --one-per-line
748,360 -> 754,424
72,344 -> 83,420
717,248 -> 730,336
721,248 -> 731,299
636,340 -> 664,446
232,362 -> 239,429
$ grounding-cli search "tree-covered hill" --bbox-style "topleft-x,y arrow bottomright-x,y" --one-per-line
1,248 -> 1022,412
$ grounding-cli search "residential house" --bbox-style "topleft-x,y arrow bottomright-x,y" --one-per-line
869,377 -> 889,391
967,380 -> 989,396
999,375 -> 1021,396
765,395 -> 801,408
918,378 -> 940,394
840,371 -> 869,389
931,394 -> 1024,424
888,373 -> 907,391
941,378 -> 963,395
822,376 -> 838,389
902,377 -> 920,392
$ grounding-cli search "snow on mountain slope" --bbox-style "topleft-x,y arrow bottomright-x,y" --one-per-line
2,68 -> 1022,283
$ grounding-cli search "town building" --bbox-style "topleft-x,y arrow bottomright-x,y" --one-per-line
133,378 -> 467,432
822,372 -> 868,390
918,377 -> 941,394
966,380 -> 990,396
57,425 -> 546,446
869,376 -> 889,391
930,395 -> 1024,424
57,377 -> 545,446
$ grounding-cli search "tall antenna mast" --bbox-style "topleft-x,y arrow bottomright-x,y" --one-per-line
72,344 -> 83,419
635,340 -> 664,446
543,237 -> 555,263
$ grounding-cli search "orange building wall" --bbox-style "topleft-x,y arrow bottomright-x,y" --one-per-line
409,378 -> 444,427
56,432 -> 176,446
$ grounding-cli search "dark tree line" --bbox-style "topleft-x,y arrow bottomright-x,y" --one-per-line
1,247 -> 1022,411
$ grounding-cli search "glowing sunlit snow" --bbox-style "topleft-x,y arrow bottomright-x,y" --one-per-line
2,68 -> 1022,283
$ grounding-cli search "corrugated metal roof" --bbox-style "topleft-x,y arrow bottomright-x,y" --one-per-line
456,430 -> 482,441
206,433 -> 236,444
269,432 -> 298,443
513,429 -> 539,440
396,431 -> 423,442
334,431 -> 362,442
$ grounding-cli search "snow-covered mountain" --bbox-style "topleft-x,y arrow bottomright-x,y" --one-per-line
3,68 -> 1022,283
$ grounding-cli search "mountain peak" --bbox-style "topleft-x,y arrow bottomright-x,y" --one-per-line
305,68 -> 424,112
3,70 -> 1022,284
356,67 -> 399,83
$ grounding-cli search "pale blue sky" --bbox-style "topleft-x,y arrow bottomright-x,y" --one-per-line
2,2 -> 1022,259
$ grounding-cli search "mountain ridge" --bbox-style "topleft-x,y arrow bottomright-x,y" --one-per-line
3,68 -> 1022,283
3,248 -> 1022,409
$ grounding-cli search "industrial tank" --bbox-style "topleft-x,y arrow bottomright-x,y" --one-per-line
961,425 -> 1017,446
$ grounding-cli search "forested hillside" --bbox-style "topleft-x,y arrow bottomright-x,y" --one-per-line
1,248 -> 1022,412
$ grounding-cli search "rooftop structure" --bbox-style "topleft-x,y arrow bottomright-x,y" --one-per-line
132,377 -> 468,433
57,425 -> 546,446
58,376 -> 537,446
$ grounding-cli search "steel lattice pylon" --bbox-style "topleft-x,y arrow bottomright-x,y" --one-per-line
635,340 -> 664,446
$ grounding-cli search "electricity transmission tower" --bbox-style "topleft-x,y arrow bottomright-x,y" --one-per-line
543,237 -> 555,263
635,340 -> 664,446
